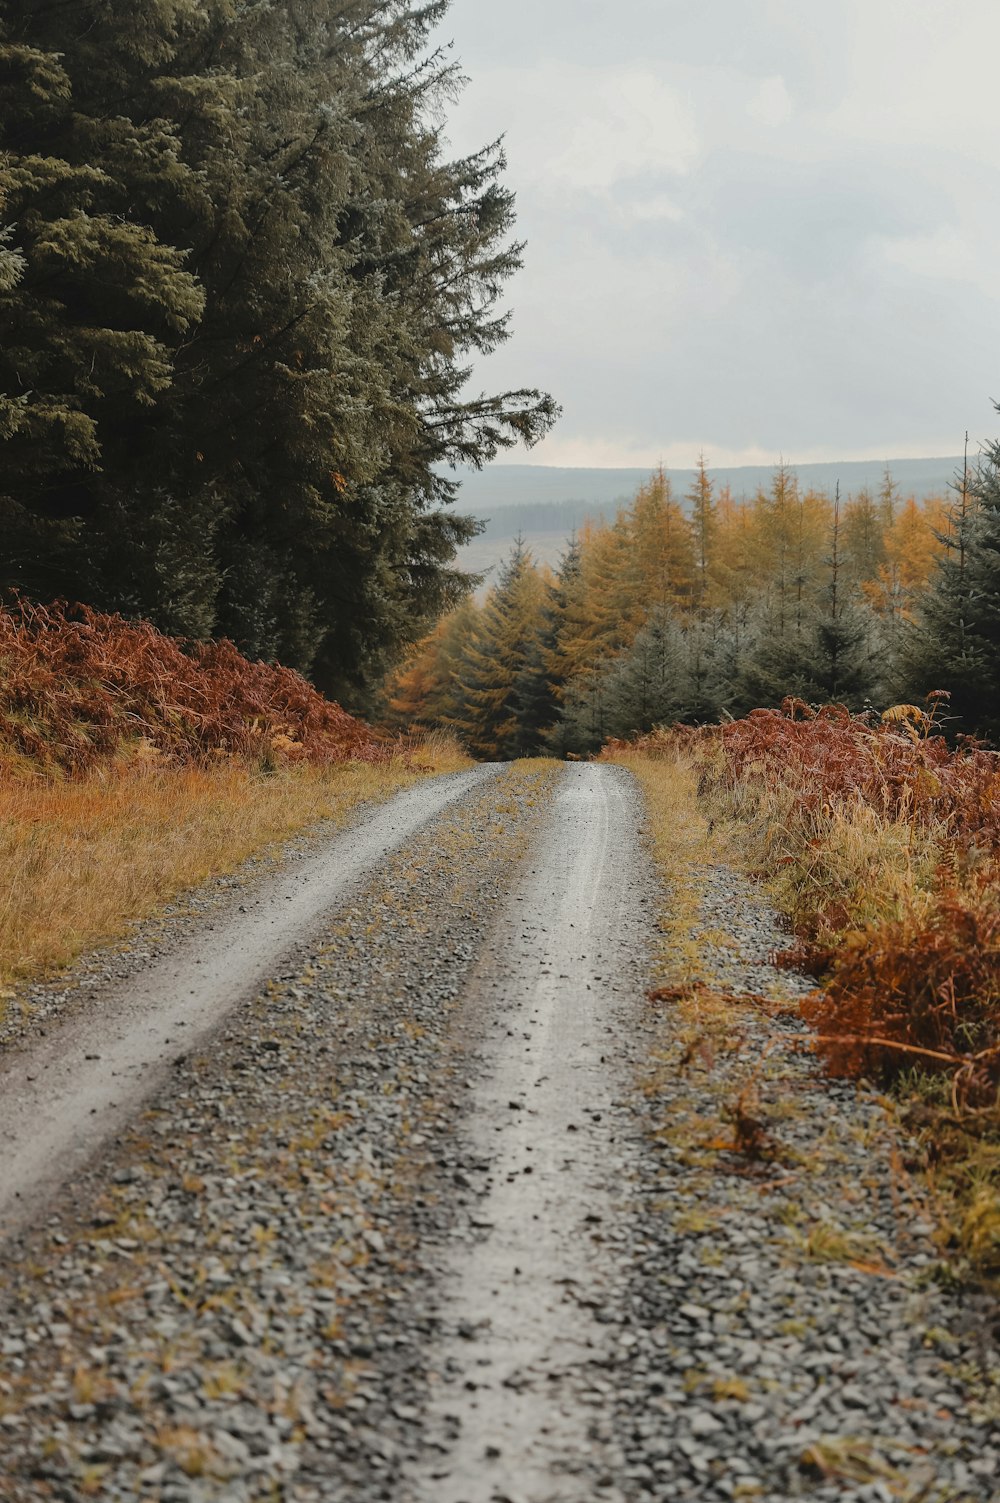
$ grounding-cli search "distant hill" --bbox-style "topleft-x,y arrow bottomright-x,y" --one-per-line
449,457 -> 964,512
450,457 -> 965,584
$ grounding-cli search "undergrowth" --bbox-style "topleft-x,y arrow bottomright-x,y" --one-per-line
0,597 -> 386,775
608,699 -> 1000,1278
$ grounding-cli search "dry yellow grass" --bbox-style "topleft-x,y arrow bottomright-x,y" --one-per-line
0,734 -> 470,996
704,754 -> 939,946
607,746 -> 714,987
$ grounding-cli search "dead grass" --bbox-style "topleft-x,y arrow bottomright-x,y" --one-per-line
0,735 -> 470,1000
610,707 -> 1000,1281
607,747 -> 713,988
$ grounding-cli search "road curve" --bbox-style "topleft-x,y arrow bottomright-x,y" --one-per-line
0,765 -> 499,1238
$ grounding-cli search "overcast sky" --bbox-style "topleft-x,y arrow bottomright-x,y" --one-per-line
434,0 -> 1000,469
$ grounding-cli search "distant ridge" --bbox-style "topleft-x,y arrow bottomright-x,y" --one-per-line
451,456 -> 966,583
448,457 -> 965,514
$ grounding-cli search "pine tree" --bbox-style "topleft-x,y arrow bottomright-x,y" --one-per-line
384,596 -> 481,730
626,467 -> 696,620
547,515 -> 631,680
841,487 -> 886,588
0,16 -> 205,596
710,484 -> 756,611
735,491 -> 874,711
807,485 -> 875,705
687,455 -> 717,611
602,608 -> 689,736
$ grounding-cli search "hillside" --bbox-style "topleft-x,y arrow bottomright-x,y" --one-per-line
452,456 -> 966,580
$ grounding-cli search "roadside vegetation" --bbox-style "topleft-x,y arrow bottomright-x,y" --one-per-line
607,702 -> 1000,1280
0,599 -> 466,999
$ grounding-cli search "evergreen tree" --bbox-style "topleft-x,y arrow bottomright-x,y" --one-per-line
451,540 -> 546,758
602,607 -> 689,736
0,0 -> 557,702
841,486 -> 886,588
682,612 -> 727,721
687,455 -> 717,611
805,487 -> 875,705
0,17 -> 205,595
905,442 -> 1000,738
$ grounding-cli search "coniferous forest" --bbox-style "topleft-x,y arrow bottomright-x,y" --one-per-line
386,456 -> 1000,755
2,1 -> 1000,748
0,0 -> 556,705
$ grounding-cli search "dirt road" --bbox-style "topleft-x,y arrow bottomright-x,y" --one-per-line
0,762 -> 995,1503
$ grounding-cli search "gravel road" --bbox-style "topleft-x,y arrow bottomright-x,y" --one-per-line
0,766 -> 500,1237
0,761 -> 997,1503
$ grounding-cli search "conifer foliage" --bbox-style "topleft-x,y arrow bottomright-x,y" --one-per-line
0,0 -> 556,703
904,442 -> 1000,740
386,462 -> 963,757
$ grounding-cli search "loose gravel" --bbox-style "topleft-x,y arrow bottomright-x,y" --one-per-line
0,764 -> 997,1503
0,767 -> 498,1236
614,862 -> 1000,1503
0,762 -> 558,1501
405,762 -> 657,1503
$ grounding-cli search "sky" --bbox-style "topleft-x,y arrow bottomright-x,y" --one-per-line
433,0 -> 1000,470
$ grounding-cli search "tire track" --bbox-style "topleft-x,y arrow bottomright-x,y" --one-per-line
405,763 -> 656,1503
0,766 -> 500,1238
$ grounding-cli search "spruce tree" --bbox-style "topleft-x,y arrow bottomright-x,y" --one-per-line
687,455 -> 717,611
0,16 -> 205,596
905,443 -> 1000,738
602,607 -> 689,737
0,1 -> 557,702
841,487 -> 886,588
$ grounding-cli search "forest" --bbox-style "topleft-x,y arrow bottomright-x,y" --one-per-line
0,0 -> 555,706
386,455 -> 1000,755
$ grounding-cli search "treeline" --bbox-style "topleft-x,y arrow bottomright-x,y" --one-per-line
385,451 -> 1000,754
0,1 -> 554,707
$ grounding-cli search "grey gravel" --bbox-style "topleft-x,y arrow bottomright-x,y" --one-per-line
611,862 -> 1000,1502
0,772 -> 997,1503
0,764 -> 555,1500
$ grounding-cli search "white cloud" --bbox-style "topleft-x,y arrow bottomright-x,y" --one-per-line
437,1 -> 1000,463
825,0 -> 1000,161
747,76 -> 793,129
445,63 -> 700,195
874,226 -> 978,285
545,67 -> 701,189
498,435 -> 969,470
628,193 -> 684,223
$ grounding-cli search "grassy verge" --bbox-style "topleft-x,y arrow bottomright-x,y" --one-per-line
0,734 -> 469,1002
608,712 -> 1000,1283
609,747 -> 714,988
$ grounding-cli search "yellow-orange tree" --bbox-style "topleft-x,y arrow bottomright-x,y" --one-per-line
449,542 -> 549,758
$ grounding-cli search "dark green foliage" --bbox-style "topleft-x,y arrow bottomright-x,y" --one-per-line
557,609 -> 723,755
905,445 -> 1000,739
0,1 -> 556,704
